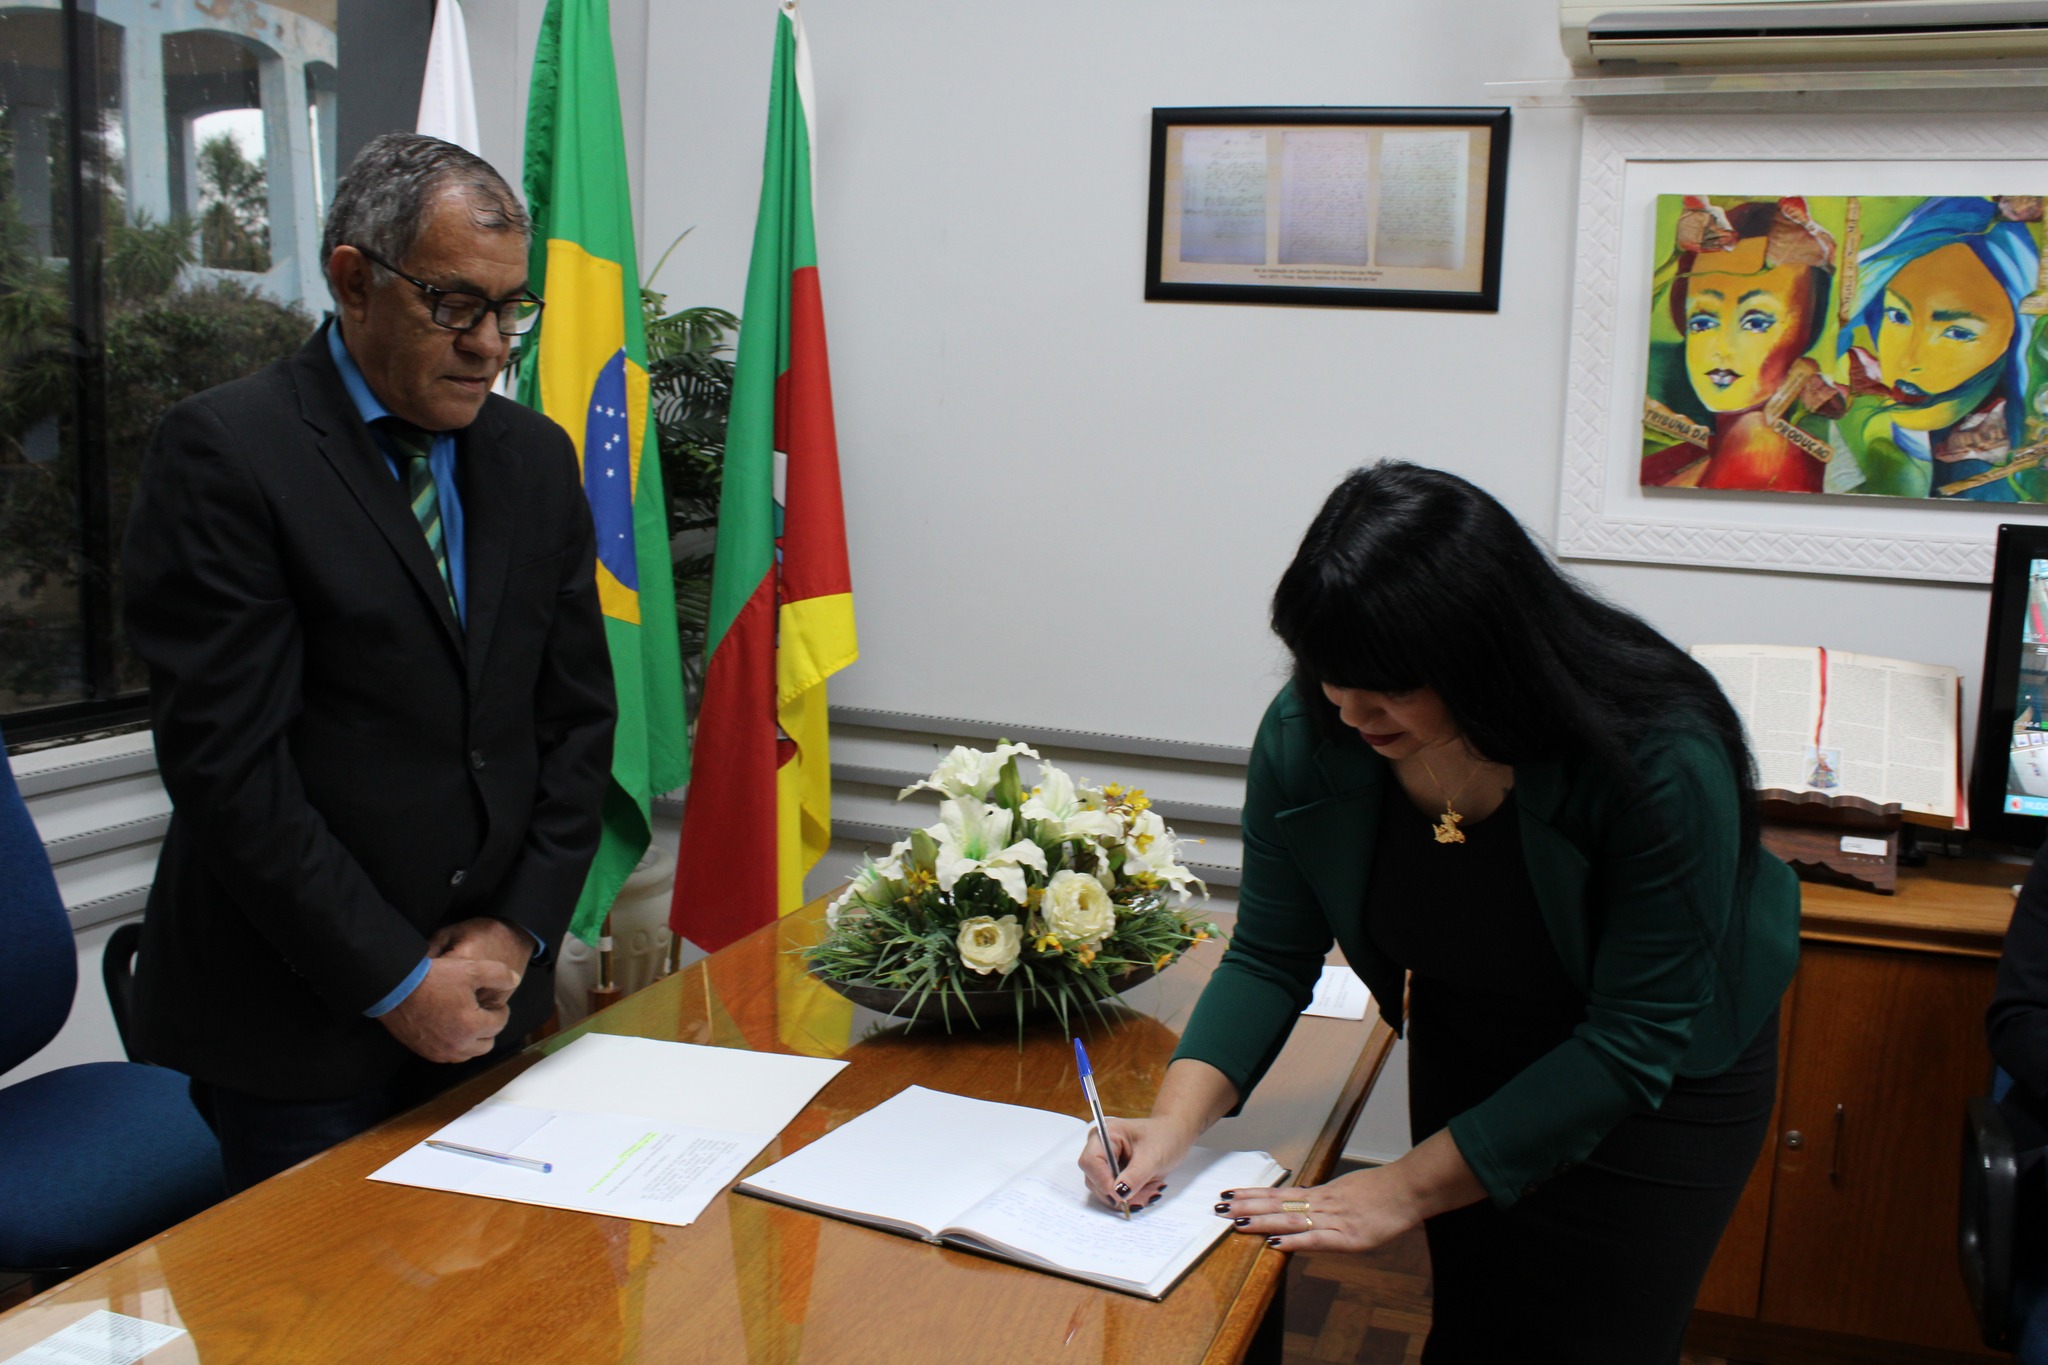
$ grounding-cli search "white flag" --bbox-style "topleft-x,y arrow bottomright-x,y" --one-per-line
416,0 -> 480,154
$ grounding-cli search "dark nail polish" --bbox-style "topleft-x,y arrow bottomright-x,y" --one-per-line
1233,1217 -> 1250,1227
1220,1189 -> 1236,1198
1213,1202 -> 1231,1214
1158,1184 -> 1169,1193
1114,1182 -> 1130,1197
1266,1236 -> 1283,1248
1148,1193 -> 1163,1205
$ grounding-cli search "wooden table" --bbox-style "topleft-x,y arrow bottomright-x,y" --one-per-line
0,900 -> 1391,1365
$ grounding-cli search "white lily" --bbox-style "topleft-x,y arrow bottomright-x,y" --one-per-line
1021,764 -> 1124,843
827,855 -> 897,926
898,742 -> 1043,801
1121,809 -> 1206,903
933,796 -> 1048,903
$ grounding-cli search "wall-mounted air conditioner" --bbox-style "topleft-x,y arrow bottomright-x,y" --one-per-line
1563,0 -> 2048,66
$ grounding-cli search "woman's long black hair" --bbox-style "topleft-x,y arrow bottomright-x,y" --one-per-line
1271,462 -> 1761,863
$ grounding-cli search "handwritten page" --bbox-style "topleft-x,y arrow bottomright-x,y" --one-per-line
1278,129 -> 1372,267
955,1139 -> 1285,1291
1179,129 -> 1268,265
1302,964 -> 1370,1020
0,1312 -> 186,1365
1374,130 -> 1468,271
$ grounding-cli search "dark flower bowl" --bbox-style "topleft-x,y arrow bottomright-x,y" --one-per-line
809,963 -> 1160,1030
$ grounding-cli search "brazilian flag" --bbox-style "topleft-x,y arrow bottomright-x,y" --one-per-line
518,0 -> 688,942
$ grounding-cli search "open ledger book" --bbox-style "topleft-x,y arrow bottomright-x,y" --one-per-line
1691,644 -> 1963,824
736,1085 -> 1285,1300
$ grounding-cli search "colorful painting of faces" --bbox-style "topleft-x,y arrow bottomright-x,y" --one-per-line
1642,193 -> 2048,502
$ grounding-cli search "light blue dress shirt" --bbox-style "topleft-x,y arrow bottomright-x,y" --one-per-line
326,323 -> 468,627
325,324 -> 541,1019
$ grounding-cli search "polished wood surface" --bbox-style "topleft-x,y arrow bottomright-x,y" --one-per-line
1693,856 -> 2017,1358
0,900 -> 1390,1365
1757,941 -> 1999,1355
1797,857 -> 2017,958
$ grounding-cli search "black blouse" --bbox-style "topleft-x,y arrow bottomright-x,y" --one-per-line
1363,787 -> 1588,1133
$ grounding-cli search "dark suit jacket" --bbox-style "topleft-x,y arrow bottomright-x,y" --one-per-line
1989,841 -> 2048,1148
1175,686 -> 1801,1207
123,325 -> 616,1100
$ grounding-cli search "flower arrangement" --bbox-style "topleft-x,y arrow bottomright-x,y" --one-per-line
809,743 -> 1216,1030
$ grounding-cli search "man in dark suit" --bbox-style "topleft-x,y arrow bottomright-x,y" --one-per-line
122,134 -> 616,1193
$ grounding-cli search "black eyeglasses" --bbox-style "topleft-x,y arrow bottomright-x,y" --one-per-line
353,245 -> 545,336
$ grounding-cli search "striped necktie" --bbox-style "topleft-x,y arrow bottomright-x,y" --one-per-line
376,418 -> 458,620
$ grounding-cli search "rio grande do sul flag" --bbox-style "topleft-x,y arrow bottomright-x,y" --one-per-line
671,4 -> 856,952
518,0 -> 688,942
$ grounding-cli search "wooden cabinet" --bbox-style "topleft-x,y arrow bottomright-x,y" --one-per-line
1693,858 -> 2017,1361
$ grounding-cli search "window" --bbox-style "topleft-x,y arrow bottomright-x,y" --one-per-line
0,0 -> 383,743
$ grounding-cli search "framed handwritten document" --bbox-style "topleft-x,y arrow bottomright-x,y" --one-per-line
1145,107 -> 1510,312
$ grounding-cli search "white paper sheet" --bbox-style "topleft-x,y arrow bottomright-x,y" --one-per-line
369,1033 -> 846,1225
960,1142 -> 1284,1288
0,1312 -> 185,1365
738,1085 -> 1083,1237
1302,965 -> 1370,1020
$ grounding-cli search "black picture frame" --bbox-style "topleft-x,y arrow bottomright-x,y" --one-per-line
1969,522 -> 2048,851
1144,106 -> 1510,312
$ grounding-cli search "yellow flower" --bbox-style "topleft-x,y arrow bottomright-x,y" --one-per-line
1034,933 -> 1062,954
1154,951 -> 1173,971
1102,783 -> 1126,800
1077,944 -> 1098,967
1127,792 -> 1151,812
1192,928 -> 1210,943
904,868 -> 937,894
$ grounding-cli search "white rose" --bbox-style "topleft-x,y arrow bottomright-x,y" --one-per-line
957,914 -> 1023,975
1042,870 -> 1116,946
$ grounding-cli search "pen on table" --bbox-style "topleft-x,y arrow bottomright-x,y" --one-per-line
1074,1037 -> 1130,1220
424,1140 -> 553,1174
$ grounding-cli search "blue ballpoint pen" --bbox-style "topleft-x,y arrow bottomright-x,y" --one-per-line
425,1139 -> 553,1174
1074,1038 -> 1130,1220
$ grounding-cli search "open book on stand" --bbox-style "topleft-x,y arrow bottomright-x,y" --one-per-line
735,1085 -> 1285,1300
1691,644 -> 1964,893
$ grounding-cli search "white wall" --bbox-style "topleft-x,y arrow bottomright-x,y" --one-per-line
618,0 -> 2002,749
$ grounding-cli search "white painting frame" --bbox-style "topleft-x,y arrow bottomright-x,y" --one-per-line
1557,113 -> 2048,583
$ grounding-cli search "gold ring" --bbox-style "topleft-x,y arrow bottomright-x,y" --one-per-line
1302,1214 -> 1315,1230
1281,1199 -> 1312,1214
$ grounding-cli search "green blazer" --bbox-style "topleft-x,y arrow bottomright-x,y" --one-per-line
1175,687 -> 1801,1207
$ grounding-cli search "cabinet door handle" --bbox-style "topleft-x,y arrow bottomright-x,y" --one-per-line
1829,1103 -> 1845,1186
1784,1130 -> 1803,1149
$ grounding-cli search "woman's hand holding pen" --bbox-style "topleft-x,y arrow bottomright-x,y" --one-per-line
1080,1115 -> 1200,1212
1076,1057 -> 1241,1213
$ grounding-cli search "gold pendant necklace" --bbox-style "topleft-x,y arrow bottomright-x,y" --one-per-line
1417,752 -> 1479,845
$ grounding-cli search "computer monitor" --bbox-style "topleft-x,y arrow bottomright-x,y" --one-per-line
1969,523 -> 2048,851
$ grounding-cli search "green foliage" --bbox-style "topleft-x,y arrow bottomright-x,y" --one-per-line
642,287 -> 737,722
105,211 -> 198,307
0,181 -> 308,704
806,751 -> 1219,1038
196,132 -> 270,274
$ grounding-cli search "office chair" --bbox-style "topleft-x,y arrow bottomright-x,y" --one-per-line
1962,1068 -> 2048,1360
0,726 -> 225,1288
1961,1087 -> 2019,1350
